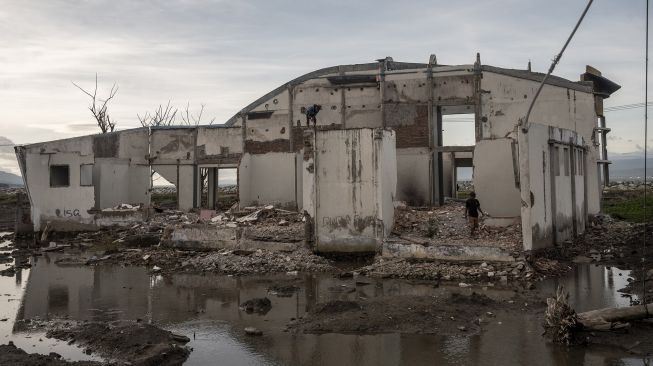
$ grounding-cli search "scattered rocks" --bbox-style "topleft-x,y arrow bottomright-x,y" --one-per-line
244,327 -> 263,336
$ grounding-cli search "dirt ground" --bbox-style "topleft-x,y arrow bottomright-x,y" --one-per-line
288,291 -> 545,336
45,320 -> 191,366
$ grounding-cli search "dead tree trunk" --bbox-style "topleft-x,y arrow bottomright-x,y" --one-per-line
578,304 -> 653,330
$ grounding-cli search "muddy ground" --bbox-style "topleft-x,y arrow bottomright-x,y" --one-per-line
5,185 -> 653,361
288,291 -> 544,336
10,319 -> 191,366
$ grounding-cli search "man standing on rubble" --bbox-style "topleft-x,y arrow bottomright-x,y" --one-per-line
464,192 -> 484,238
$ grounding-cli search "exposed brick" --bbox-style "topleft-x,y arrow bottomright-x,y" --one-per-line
393,104 -> 429,148
244,139 -> 290,154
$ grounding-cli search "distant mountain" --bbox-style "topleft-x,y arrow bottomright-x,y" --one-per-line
609,152 -> 653,180
0,170 -> 23,186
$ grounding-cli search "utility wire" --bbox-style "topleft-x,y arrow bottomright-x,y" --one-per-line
644,0 -> 650,302
605,102 -> 653,112
521,0 -> 594,131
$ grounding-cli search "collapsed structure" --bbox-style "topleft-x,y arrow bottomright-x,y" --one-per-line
15,55 -> 620,254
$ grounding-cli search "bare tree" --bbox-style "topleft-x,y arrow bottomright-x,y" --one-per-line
180,102 -> 216,126
72,74 -> 118,133
137,101 -> 178,127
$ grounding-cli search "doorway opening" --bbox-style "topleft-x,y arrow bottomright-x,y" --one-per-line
442,113 -> 475,146
197,166 -> 239,210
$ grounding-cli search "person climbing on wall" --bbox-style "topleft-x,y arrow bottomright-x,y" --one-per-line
305,104 -> 322,127
464,191 -> 484,238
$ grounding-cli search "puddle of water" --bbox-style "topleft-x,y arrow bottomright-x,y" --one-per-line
1,253 -> 650,366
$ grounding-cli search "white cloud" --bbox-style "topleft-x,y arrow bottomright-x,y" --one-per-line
0,0 -> 648,164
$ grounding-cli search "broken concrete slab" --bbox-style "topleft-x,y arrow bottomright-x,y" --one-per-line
382,241 -> 515,262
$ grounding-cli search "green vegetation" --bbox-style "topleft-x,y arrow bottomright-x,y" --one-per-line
602,188 -> 653,223
0,192 -> 17,206
457,191 -> 471,199
150,192 -> 238,210
151,192 -> 178,209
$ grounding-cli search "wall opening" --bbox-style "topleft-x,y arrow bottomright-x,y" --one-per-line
197,166 -> 239,210
151,172 -> 177,209
218,168 -> 238,209
442,113 -> 475,146
456,167 -> 474,198
80,164 -> 93,186
50,165 -> 70,187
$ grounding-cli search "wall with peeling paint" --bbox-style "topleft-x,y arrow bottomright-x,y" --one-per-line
520,123 -> 587,250
305,128 -> 396,252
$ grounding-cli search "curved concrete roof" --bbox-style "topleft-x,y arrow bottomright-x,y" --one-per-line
223,60 -> 596,127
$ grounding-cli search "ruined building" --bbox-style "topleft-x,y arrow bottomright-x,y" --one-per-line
15,55 -> 620,253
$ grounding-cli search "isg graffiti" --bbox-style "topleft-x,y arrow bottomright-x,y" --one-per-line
55,208 -> 81,217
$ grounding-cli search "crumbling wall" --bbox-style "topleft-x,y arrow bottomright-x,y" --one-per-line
520,124 -> 587,250
25,151 -> 95,230
306,128 -> 396,252
196,126 -> 242,161
481,71 -> 600,218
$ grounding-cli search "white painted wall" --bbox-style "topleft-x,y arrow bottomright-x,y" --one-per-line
474,139 -> 521,218
196,127 -> 243,155
25,152 -> 95,230
308,128 -> 396,252
238,152 -> 296,208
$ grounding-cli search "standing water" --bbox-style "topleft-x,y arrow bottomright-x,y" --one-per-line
0,239 -> 648,365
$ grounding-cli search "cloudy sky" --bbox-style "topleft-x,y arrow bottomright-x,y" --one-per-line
0,0 -> 649,175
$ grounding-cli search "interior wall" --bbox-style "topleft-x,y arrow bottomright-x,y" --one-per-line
396,147 -> 430,206
238,152 -> 296,208
473,139 -> 521,218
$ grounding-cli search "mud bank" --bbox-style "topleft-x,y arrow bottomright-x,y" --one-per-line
44,320 -> 191,366
289,292 -> 545,336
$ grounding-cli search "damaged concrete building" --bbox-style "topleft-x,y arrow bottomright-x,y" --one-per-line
15,55 -> 620,254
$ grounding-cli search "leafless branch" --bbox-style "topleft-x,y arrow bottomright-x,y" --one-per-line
138,101 -> 178,127
181,102 -> 216,126
72,74 -> 118,133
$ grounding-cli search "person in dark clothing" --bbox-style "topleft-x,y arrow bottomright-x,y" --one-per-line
464,192 -> 484,237
305,104 -> 322,127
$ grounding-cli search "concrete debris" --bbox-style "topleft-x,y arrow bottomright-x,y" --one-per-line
103,203 -> 140,211
392,202 -> 521,251
244,327 -> 263,336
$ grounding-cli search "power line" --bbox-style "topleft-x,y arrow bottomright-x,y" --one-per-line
605,102 -> 653,112
643,0 -> 649,302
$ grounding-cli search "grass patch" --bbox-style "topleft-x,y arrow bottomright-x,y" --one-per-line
603,188 -> 653,222
151,192 -> 177,209
0,193 -> 17,206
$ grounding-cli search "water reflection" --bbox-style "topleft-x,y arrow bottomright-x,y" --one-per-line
6,254 -> 650,365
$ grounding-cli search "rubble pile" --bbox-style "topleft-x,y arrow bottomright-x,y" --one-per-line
392,202 -> 522,250
183,248 -> 334,275
605,180 -> 652,190
203,205 -> 305,242
358,256 -> 540,285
